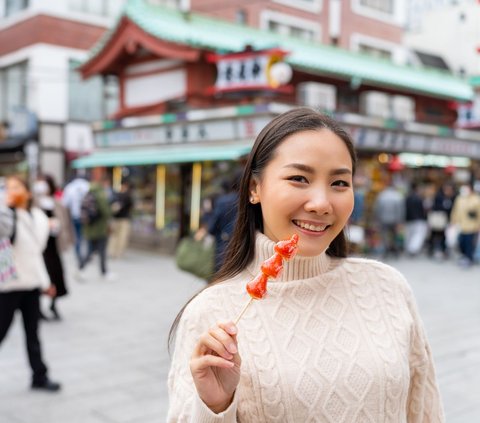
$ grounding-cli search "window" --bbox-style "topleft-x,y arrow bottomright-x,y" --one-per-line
273,0 -> 322,13
266,19 -> 316,40
68,61 -> 119,121
351,33 -> 400,63
68,0 -> 125,18
358,44 -> 392,60
359,0 -> 393,14
0,62 -> 28,123
352,0 -> 405,25
3,0 -> 29,17
261,10 -> 320,41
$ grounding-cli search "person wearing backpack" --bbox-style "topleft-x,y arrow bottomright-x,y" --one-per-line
0,176 -> 61,392
78,179 -> 113,280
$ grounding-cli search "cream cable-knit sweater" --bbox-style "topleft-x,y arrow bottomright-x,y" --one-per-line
167,233 -> 444,423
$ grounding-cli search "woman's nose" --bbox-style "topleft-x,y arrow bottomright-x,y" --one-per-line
304,189 -> 333,215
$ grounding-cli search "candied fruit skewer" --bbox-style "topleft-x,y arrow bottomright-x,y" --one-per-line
234,234 -> 299,325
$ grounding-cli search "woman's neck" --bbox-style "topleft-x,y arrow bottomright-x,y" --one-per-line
247,232 -> 332,282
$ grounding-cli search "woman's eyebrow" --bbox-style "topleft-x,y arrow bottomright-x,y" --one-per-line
283,164 -> 352,176
283,163 -> 315,173
330,168 -> 352,176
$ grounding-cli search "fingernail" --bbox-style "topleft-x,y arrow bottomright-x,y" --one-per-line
228,343 -> 237,354
228,324 -> 237,334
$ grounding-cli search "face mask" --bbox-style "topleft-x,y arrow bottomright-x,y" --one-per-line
33,180 -> 49,196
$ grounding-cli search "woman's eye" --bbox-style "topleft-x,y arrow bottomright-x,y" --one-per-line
288,175 -> 308,183
332,180 -> 350,188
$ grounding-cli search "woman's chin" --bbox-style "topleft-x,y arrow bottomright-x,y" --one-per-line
297,245 -> 329,257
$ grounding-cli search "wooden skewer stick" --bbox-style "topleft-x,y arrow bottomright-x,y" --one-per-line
234,297 -> 254,325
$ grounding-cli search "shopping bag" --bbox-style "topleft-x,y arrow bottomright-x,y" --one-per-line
427,211 -> 448,231
175,235 -> 215,280
445,224 -> 459,249
0,238 -> 17,284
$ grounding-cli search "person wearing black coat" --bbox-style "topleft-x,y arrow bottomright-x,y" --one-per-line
404,182 -> 428,256
208,173 -> 240,273
428,183 -> 456,258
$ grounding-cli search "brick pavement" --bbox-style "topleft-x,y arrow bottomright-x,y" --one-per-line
0,249 -> 478,422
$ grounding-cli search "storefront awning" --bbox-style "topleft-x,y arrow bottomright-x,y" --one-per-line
71,144 -> 252,168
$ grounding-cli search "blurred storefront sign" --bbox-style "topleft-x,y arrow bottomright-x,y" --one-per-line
350,126 -> 480,159
94,115 -> 273,148
206,48 -> 293,94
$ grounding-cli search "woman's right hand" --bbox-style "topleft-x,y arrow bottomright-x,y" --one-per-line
190,321 -> 241,414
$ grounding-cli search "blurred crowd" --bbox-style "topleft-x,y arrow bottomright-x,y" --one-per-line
351,178 -> 480,268
0,171 -> 134,392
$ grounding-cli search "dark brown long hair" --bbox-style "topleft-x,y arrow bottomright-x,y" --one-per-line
168,108 -> 357,351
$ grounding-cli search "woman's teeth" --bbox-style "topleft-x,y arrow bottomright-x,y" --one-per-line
294,220 -> 328,232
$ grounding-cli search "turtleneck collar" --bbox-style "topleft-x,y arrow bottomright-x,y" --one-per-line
246,232 -> 332,282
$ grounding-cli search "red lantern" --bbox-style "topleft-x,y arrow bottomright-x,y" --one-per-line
445,164 -> 456,175
388,155 -> 404,172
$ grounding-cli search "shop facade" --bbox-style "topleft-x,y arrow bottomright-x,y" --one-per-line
74,0 -> 479,251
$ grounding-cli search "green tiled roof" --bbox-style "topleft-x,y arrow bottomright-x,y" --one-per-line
88,0 -> 473,102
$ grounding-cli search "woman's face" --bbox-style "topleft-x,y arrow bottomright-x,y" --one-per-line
250,129 -> 354,257
6,177 -> 31,209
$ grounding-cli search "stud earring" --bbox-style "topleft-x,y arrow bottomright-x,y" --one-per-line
250,197 -> 256,204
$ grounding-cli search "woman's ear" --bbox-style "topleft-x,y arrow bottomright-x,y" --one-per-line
249,178 -> 260,204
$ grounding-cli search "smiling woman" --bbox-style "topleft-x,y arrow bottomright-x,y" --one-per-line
167,108 -> 445,423
249,129 -> 354,257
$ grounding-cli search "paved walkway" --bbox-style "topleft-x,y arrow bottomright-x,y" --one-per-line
0,250 -> 478,422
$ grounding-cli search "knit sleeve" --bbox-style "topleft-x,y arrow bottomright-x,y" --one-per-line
167,294 -> 238,423
403,283 -> 445,423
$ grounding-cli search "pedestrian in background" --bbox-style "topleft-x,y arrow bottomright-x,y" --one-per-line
34,174 -> 73,320
62,171 -> 89,268
373,180 -> 405,258
108,180 -> 134,259
167,108 -> 444,422
450,183 -> 480,267
428,182 -> 456,259
0,176 -> 61,392
79,178 -> 113,280
207,172 -> 240,273
404,182 -> 428,256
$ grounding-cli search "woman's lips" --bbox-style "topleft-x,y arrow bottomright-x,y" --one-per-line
293,219 -> 331,233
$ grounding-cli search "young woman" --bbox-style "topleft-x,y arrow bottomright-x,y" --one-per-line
167,108 -> 444,422
0,176 -> 61,392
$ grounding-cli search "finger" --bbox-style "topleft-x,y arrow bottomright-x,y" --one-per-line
209,325 -> 238,355
218,321 -> 238,337
190,355 -> 235,373
217,322 -> 241,366
194,333 -> 234,360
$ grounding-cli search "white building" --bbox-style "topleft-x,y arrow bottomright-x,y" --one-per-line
0,0 -> 125,183
405,0 -> 480,128
405,0 -> 480,77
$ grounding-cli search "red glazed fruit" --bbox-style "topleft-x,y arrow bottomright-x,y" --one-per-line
246,273 -> 269,299
274,234 -> 299,259
260,253 -> 283,278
